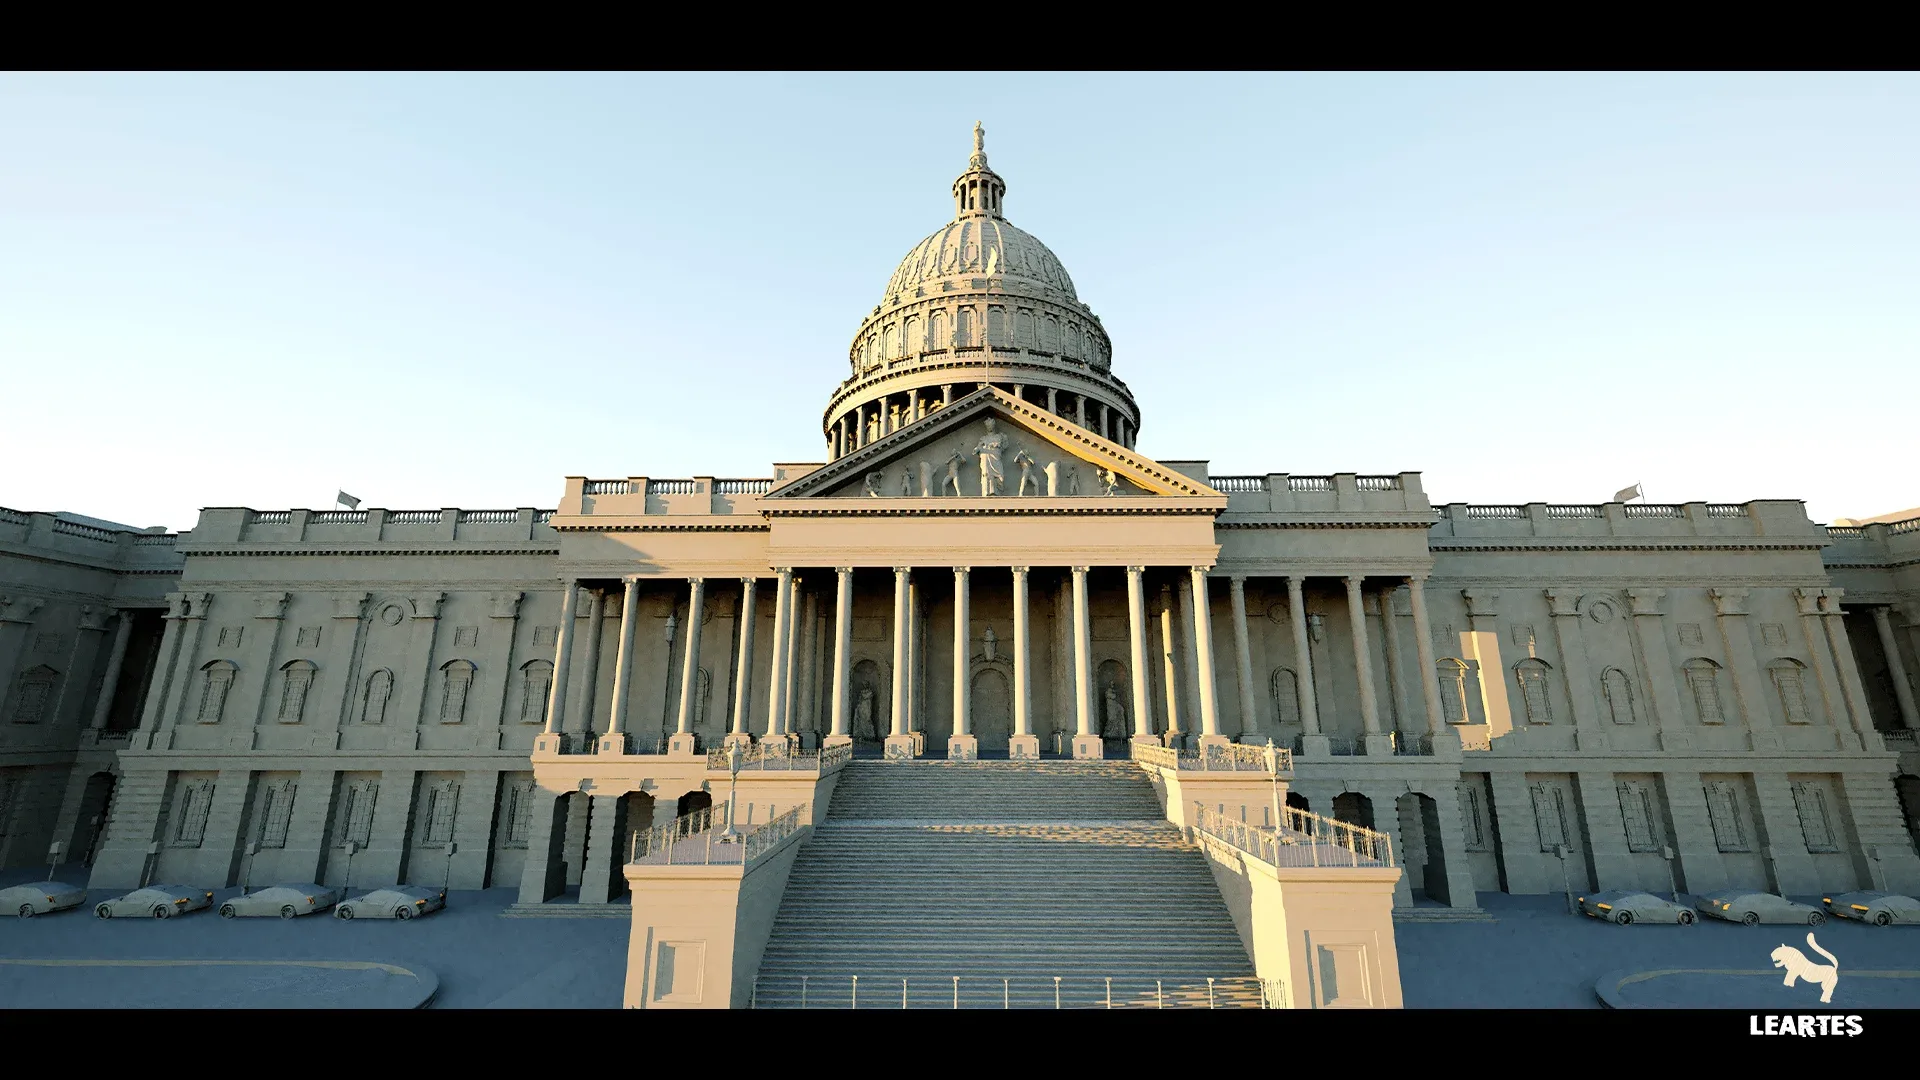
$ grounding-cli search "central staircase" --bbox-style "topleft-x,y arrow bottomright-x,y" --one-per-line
752,759 -> 1265,1008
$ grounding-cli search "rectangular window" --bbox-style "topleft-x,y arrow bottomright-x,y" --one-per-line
340,781 -> 378,847
1616,781 -> 1660,853
1531,783 -> 1571,853
256,781 -> 296,849
172,780 -> 214,847
1790,781 -> 1839,853
1703,780 -> 1749,853
1458,783 -> 1489,852
502,780 -> 536,849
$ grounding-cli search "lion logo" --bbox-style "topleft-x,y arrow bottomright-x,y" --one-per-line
1771,933 -> 1840,1004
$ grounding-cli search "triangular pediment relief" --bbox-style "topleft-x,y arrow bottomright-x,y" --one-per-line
763,388 -> 1222,503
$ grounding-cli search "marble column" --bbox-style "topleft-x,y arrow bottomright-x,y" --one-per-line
669,578 -> 706,754
567,589 -> 605,735
784,574 -> 805,736
1407,576 -> 1446,738
1010,567 -> 1038,759
1794,588 -> 1846,733
905,576 -> 919,747
1158,584 -> 1183,743
1627,588 -> 1689,750
766,568 -> 795,743
827,568 -> 854,747
602,577 -> 641,753
1176,575 -> 1202,743
1071,566 -> 1100,759
1191,567 -> 1226,747
537,582 -> 578,751
1286,577 -> 1321,742
87,611 -> 136,731
1711,588 -> 1778,750
727,578 -> 758,748
1127,567 -> 1156,744
799,586 -> 822,741
1821,589 -> 1878,747
950,568 -> 975,759
1229,576 -> 1259,741
1546,588 -> 1604,750
885,567 -> 915,757
1872,606 -> 1920,730
1345,576 -> 1390,754
150,592 -> 208,750
313,593 -> 367,750
1373,590 -> 1404,739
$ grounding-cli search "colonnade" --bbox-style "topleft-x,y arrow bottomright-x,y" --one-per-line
828,382 -> 1136,460
534,567 -> 1453,758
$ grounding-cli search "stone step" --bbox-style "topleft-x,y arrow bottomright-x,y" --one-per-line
499,902 -> 632,919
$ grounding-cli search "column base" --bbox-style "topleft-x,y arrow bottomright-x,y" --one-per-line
883,734 -> 919,760
533,733 -> 567,755
911,731 -> 926,755
1130,733 -> 1164,748
597,733 -> 630,755
760,733 -> 797,752
722,732 -> 754,750
1747,730 -> 1785,752
1574,728 -> 1610,752
1198,734 -> 1232,751
823,734 -> 854,749
666,733 -> 701,756
947,735 -> 978,761
1658,730 -> 1695,751
1429,731 -> 1464,761
1298,734 -> 1332,758
1072,735 -> 1105,760
1856,729 -> 1884,753
1363,733 -> 1397,756
1009,735 -> 1041,761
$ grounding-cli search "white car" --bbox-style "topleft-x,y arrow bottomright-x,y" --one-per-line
333,886 -> 445,920
1,881 -> 88,918
95,884 -> 214,919
1696,889 -> 1826,926
217,884 -> 340,919
1823,890 -> 1920,926
1577,890 -> 1696,925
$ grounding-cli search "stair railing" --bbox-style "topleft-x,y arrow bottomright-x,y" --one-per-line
741,975 -> 1270,1008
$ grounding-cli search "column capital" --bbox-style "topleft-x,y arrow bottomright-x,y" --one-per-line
1626,587 -> 1666,616
686,576 -> 705,586
1544,588 -> 1580,618
743,575 -> 761,586
1072,565 -> 1091,575
1793,587 -> 1823,616
1128,565 -> 1148,576
1191,565 -> 1213,575
774,566 -> 794,577
1871,604 -> 1897,626
1404,572 -> 1429,586
1285,575 -> 1307,593
893,566 -> 912,576
1819,587 -> 1846,613
1010,566 -> 1030,575
835,567 -> 855,576
1709,587 -> 1750,616
621,574 -> 643,585
1344,574 -> 1366,589
953,566 -> 970,574
1228,574 -> 1247,587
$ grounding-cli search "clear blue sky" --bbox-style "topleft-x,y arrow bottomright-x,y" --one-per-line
3,72 -> 1915,532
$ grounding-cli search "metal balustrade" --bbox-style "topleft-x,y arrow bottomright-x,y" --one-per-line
746,974 -> 1282,1009
705,741 -> 853,773
1192,802 -> 1395,869
630,802 -> 805,868
1129,740 -> 1291,773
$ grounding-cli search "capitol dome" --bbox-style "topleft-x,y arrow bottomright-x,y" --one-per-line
823,124 -> 1139,461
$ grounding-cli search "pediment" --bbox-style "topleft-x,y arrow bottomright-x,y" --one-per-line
764,388 -> 1222,503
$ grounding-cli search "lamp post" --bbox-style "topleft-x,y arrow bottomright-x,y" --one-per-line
1661,845 -> 1679,902
341,841 -> 358,900
46,841 -> 63,880
1265,742 -> 1284,833
241,841 -> 257,895
659,613 -> 679,750
443,840 -> 458,901
717,740 -> 744,843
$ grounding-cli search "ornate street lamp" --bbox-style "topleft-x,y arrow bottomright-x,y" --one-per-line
717,739 -> 744,843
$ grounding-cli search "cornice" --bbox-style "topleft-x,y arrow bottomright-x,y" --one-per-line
1428,538 -> 1828,553
1422,575 -> 1836,589
176,544 -> 560,558
1217,518 -> 1439,531
757,501 -> 1224,518
549,522 -> 769,533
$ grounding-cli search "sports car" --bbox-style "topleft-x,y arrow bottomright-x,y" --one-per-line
217,883 -> 340,919
333,885 -> 445,920
0,881 -> 88,918
1576,890 -> 1696,925
1822,890 -> 1920,926
1696,889 -> 1825,926
94,884 -> 213,919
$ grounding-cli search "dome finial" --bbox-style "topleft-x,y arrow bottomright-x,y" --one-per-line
971,121 -> 986,165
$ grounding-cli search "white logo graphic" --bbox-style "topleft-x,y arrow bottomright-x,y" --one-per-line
1771,933 -> 1839,1004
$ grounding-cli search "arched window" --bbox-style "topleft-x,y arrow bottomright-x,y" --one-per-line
1268,668 -> 1300,727
197,660 -> 238,724
1063,322 -> 1081,359
902,315 -> 919,357
1039,315 -> 1059,353
7,664 -> 59,724
882,323 -> 897,359
519,659 -> 554,725
929,309 -> 947,351
1514,658 -> 1554,724
360,668 -> 394,725
987,306 -> 1008,347
1016,309 -> 1035,349
1436,658 -> 1471,724
955,307 -> 976,348
1682,658 -> 1724,724
1767,658 -> 1813,724
1601,667 -> 1636,725
277,660 -> 317,724
439,659 -> 477,724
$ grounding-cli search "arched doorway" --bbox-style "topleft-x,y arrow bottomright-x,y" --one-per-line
1332,792 -> 1375,831
1396,792 -> 1453,904
676,789 -> 714,829
971,669 -> 1011,756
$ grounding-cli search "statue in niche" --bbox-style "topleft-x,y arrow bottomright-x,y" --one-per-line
899,466 -> 915,497
918,461 -> 934,497
1097,467 -> 1119,496
853,684 -> 877,740
942,448 -> 965,496
1014,449 -> 1039,495
974,418 -> 1007,495
865,471 -> 886,498
981,625 -> 998,663
1102,682 -> 1127,739
1044,461 -> 1060,496
1066,467 -> 1081,496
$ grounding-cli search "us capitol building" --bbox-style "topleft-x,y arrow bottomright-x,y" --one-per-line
4,126 -> 1920,923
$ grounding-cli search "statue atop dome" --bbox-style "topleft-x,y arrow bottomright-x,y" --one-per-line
972,121 -> 986,164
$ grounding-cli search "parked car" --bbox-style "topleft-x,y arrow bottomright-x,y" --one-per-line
333,886 -> 445,920
1,881 -> 88,918
1577,890 -> 1696,925
94,885 -> 213,919
218,884 -> 340,919
1696,889 -> 1825,926
1823,891 -> 1920,926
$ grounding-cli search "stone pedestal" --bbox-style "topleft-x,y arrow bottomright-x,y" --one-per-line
1009,735 -> 1040,761
823,734 -> 853,749
884,734 -> 918,760
533,733 -> 566,754
1429,731 -> 1464,762
947,735 -> 978,761
1298,734 -> 1332,758
1130,733 -> 1164,749
597,733 -> 630,756
1072,735 -> 1105,760
667,733 -> 700,756
1198,733 -> 1233,751
722,732 -> 754,750
1363,734 -> 1397,757
910,731 -> 926,755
